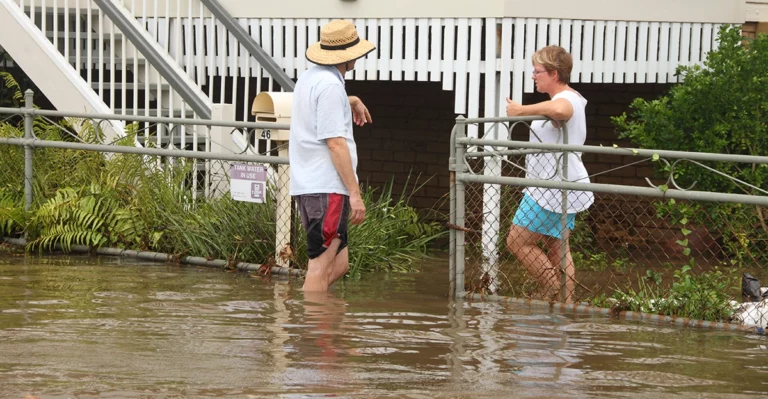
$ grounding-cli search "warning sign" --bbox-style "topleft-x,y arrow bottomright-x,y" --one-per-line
230,164 -> 267,203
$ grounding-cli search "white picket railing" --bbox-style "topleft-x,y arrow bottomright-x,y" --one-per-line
131,13 -> 722,139
12,0 -> 725,144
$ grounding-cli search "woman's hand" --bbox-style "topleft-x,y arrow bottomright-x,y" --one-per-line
505,97 -> 525,116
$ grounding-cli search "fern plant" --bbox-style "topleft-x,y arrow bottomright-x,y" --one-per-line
0,71 -> 23,107
27,174 -> 144,252
0,188 -> 25,236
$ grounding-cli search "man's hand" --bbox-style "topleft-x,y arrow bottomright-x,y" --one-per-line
506,97 -> 525,116
349,192 -> 366,225
348,96 -> 372,127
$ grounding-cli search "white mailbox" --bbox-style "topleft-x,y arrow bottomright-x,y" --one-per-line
251,92 -> 293,142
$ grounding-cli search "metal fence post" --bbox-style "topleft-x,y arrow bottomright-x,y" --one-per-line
559,122 -> 569,302
449,124 -> 457,298
454,116 -> 467,299
23,90 -> 34,212
274,144 -> 291,268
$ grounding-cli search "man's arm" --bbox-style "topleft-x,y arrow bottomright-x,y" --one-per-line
348,96 -> 372,127
327,137 -> 366,224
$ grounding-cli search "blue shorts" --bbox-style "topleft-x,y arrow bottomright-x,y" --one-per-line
513,195 -> 576,239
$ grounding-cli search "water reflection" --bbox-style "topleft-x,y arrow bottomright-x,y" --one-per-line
291,290 -> 350,395
0,253 -> 766,397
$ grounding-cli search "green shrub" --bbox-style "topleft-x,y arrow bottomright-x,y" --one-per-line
612,26 -> 768,266
600,266 -> 739,322
612,26 -> 768,191
0,69 -> 444,275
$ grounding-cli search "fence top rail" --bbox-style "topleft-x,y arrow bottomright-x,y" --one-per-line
458,173 -> 768,205
458,137 -> 768,165
456,115 -> 551,124
0,137 -> 289,165
0,107 -> 290,131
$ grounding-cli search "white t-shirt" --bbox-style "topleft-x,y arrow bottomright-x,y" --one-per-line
289,65 -> 357,196
523,90 -> 594,213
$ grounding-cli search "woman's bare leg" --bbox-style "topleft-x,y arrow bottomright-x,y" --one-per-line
544,230 -> 575,303
506,225 -> 559,300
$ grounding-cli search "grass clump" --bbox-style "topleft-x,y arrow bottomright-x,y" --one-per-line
590,266 -> 740,323
343,181 -> 444,277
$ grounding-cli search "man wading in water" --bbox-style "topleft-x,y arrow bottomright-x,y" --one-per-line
290,20 -> 375,292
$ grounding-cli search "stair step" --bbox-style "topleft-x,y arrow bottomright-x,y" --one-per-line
90,82 -> 171,91
70,56 -> 145,67
0,54 -> 143,70
46,30 -> 124,40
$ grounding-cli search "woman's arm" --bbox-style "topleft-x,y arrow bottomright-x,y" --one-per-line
505,97 -> 573,121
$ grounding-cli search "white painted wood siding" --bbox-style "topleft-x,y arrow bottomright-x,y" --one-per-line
9,3 -> 726,140
175,17 -> 720,137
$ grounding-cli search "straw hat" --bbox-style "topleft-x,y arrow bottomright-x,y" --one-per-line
306,20 -> 375,66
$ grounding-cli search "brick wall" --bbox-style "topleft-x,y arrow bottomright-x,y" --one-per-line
346,80 -> 456,212
743,22 -> 768,39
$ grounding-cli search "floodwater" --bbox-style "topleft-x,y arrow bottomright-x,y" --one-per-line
0,252 -> 766,398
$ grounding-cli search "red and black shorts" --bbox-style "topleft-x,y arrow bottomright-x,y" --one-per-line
295,193 -> 350,259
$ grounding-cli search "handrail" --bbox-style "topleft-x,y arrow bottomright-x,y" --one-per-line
0,106 -> 290,130
457,137 -> 768,165
0,137 -> 289,165
93,0 -> 213,119
200,0 -> 295,92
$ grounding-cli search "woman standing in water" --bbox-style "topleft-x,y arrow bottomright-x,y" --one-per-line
504,45 -> 594,303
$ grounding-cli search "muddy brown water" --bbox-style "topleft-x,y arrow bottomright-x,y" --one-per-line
0,252 -> 766,398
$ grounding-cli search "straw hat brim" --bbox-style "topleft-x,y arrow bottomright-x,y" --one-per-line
306,39 -> 376,66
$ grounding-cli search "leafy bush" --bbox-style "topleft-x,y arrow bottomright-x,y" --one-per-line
612,26 -> 768,191
612,26 -> 768,265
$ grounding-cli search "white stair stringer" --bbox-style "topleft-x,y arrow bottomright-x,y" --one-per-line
93,0 -> 213,118
0,0 -> 125,143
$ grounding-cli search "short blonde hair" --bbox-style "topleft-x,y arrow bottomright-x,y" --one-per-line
532,46 -> 573,84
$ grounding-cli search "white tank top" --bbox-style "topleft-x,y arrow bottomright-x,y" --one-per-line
523,90 -> 595,213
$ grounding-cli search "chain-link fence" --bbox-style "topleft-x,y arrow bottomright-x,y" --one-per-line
0,92 -> 304,270
450,116 -> 768,329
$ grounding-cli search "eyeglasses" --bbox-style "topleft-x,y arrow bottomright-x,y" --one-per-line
532,69 -> 548,76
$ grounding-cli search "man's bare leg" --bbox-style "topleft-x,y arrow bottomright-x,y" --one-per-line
303,238 -> 342,292
328,246 -> 350,287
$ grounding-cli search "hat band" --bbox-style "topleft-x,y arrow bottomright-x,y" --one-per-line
320,37 -> 360,51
